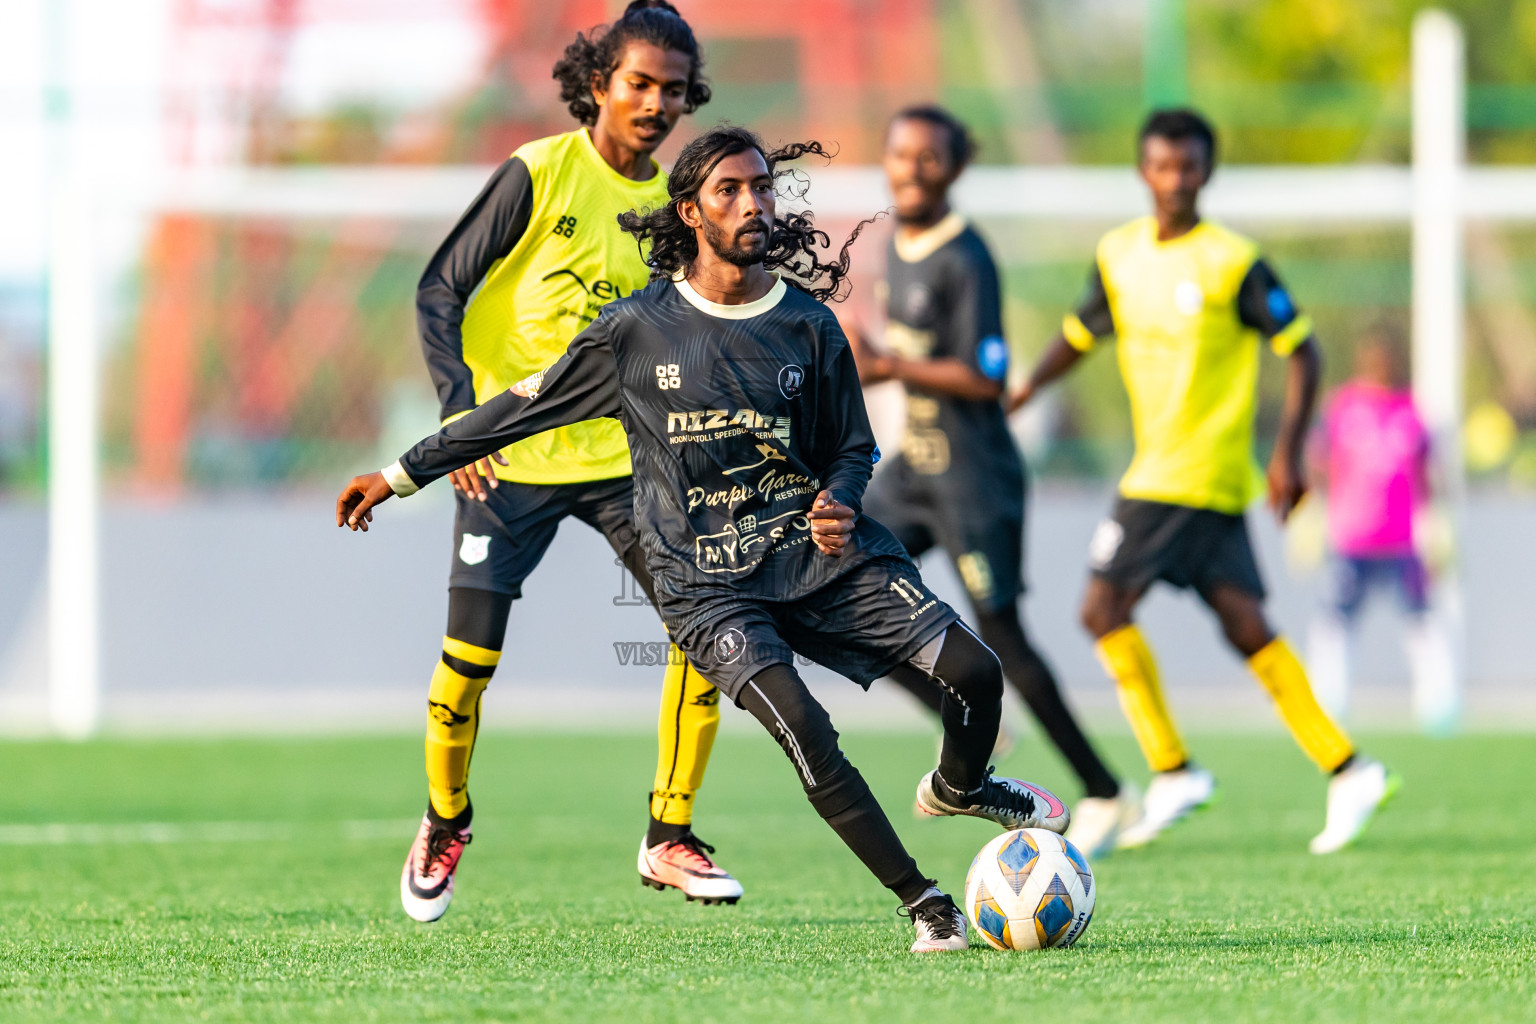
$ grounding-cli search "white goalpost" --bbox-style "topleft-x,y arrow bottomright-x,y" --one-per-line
44,9 -> 1480,735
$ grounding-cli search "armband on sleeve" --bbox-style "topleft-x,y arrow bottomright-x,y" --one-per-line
1062,314 -> 1098,352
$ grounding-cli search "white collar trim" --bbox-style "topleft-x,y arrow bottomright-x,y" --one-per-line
893,212 -> 967,263
672,274 -> 787,320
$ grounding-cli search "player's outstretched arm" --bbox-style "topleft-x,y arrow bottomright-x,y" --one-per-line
1268,336 -> 1321,522
1011,259 -> 1109,413
336,320 -> 622,532
1007,333 -> 1085,413
883,356 -> 1004,402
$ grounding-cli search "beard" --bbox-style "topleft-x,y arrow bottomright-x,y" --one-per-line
701,213 -> 771,266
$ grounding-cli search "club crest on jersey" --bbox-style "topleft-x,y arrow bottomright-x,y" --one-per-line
905,283 -> 935,320
778,364 -> 805,399
1174,280 -> 1205,316
459,534 -> 491,566
510,370 -> 545,398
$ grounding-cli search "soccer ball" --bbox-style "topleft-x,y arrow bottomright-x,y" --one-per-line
963,827 -> 1095,950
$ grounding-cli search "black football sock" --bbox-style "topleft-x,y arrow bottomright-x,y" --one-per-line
929,624 -> 1005,792
426,797 -> 473,831
974,608 -> 1121,800
646,816 -> 691,847
739,663 -> 928,903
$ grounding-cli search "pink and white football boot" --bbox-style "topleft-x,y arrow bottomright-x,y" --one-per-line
400,812 -> 472,922
638,833 -> 744,905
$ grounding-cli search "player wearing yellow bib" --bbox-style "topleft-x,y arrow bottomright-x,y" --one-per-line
1011,110 -> 1398,855
399,1 -> 741,923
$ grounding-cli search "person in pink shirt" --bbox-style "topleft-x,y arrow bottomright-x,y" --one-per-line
1307,328 -> 1458,735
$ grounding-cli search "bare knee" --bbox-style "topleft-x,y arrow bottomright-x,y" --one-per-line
1080,581 -> 1135,639
1204,586 -> 1274,657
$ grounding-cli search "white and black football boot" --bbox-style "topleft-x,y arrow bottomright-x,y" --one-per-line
915,767 -> 1070,834
901,887 -> 968,953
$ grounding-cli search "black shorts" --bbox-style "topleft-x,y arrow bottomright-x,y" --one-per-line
1088,497 -> 1265,599
448,475 -> 642,598
670,555 -> 960,700
862,467 -> 1024,613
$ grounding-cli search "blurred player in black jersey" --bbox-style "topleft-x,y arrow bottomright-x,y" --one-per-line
848,107 -> 1134,857
338,125 -> 1077,954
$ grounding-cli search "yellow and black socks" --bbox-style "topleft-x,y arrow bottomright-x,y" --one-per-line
647,648 -> 720,846
424,636 -> 500,822
1248,636 -> 1354,773
1095,624 -> 1189,773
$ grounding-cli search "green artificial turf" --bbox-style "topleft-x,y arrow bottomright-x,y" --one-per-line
1,728 -> 1532,1022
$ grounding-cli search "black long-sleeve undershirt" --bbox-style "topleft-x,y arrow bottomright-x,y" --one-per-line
416,157 -> 535,421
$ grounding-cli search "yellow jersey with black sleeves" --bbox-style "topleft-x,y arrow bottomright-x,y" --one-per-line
1063,216 -> 1313,514
416,128 -> 669,484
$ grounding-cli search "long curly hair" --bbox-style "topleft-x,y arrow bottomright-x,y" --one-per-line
616,125 -> 877,303
551,1 -> 711,127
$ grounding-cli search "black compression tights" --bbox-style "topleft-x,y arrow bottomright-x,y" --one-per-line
737,623 -> 1004,904
447,587 -> 514,650
888,607 -> 1119,799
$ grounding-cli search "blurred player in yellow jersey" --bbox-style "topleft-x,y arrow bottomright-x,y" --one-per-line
399,1 -> 741,923
1011,110 -> 1398,855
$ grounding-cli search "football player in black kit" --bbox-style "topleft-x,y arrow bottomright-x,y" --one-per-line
338,125 -> 1074,954
849,107 -> 1135,856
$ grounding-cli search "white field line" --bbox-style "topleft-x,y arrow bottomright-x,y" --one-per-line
0,818 -> 416,846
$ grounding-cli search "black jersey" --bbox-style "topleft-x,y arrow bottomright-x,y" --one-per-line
393,275 -> 909,629
881,214 -> 1023,509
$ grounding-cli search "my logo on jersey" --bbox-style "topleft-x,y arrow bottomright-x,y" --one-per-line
655,363 -> 682,390
695,510 -> 811,574
1174,280 -> 1205,316
714,628 -> 748,664
977,335 -> 1009,381
459,534 -> 491,566
540,268 -> 627,301
778,364 -> 805,399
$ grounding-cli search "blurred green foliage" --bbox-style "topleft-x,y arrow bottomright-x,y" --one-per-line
939,0 -> 1536,166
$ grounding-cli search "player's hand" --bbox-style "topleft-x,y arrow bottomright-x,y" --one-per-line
1266,451 -> 1307,523
448,452 -> 509,502
809,489 -> 856,557
1005,380 -> 1035,415
1416,501 -> 1457,577
846,327 -> 895,384
336,472 -> 396,532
